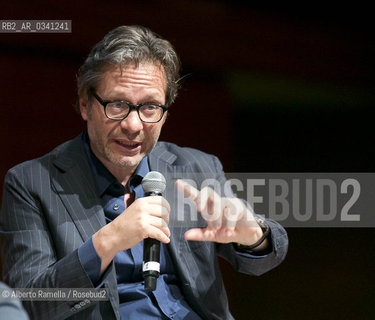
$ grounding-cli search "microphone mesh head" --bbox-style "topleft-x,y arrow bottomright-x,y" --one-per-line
142,171 -> 166,194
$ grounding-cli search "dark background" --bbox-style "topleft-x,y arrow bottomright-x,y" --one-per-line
1,1 -> 374,319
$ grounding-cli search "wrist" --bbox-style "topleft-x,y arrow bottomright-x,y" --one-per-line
93,224 -> 118,273
235,217 -> 270,253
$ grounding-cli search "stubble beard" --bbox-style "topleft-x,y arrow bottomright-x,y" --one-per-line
104,145 -> 141,168
102,138 -> 158,169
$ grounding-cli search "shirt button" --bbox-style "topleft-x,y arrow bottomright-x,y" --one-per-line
113,204 -> 120,211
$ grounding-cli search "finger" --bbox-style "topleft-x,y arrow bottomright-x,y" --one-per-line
222,198 -> 248,237
146,204 -> 170,224
159,196 -> 171,212
196,187 -> 222,228
175,179 -> 219,214
148,216 -> 171,237
176,180 -> 223,228
140,196 -> 171,212
175,179 -> 200,204
195,186 -> 212,212
222,200 -> 241,227
132,197 -> 171,223
147,225 -> 171,244
184,228 -> 216,242
221,206 -> 236,237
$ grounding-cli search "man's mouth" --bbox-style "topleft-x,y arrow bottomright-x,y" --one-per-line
114,140 -> 142,152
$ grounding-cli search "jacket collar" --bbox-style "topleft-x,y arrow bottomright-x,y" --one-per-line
148,142 -> 177,170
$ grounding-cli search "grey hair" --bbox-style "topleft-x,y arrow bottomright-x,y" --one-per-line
75,25 -> 181,112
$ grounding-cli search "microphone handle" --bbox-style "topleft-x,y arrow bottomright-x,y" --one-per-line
143,191 -> 162,291
143,238 -> 160,291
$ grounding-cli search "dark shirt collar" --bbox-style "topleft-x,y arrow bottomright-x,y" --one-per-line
82,131 -> 149,197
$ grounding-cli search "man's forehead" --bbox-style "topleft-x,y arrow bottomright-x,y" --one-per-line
99,62 -> 167,89
106,62 -> 165,78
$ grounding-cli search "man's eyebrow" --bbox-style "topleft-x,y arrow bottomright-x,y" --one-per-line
140,95 -> 164,103
107,94 -> 164,103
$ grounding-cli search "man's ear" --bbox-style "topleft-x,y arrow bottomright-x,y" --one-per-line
160,111 -> 168,126
79,97 -> 89,121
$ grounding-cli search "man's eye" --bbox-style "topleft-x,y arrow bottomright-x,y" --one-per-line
144,105 -> 157,111
113,103 -> 124,109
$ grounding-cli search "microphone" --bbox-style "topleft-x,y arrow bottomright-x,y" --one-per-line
141,171 -> 166,291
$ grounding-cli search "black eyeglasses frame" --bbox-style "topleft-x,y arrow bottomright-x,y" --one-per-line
90,89 -> 168,123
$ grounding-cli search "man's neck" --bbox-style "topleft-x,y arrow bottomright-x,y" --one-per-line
88,144 -> 138,187
103,162 -> 137,187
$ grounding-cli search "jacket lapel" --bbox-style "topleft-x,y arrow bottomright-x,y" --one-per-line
149,144 -> 196,278
148,141 -> 185,247
51,135 -> 106,243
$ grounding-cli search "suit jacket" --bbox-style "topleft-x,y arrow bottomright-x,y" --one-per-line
0,134 -> 288,320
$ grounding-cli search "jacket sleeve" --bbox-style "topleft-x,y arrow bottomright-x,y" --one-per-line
0,167 -> 105,320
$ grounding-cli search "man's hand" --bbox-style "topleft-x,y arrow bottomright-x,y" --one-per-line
93,196 -> 170,274
176,179 -> 266,247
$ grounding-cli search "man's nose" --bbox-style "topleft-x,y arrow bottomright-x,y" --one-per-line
120,110 -> 143,132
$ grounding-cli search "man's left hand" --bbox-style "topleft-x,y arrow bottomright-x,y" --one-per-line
175,179 -> 267,248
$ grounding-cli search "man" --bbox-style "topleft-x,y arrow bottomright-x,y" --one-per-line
0,25 -> 288,319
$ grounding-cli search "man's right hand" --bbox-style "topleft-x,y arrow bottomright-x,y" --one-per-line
92,196 -> 171,274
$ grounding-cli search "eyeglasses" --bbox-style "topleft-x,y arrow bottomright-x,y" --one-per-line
90,89 -> 168,123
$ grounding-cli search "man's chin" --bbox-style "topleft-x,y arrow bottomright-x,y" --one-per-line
109,155 -> 143,169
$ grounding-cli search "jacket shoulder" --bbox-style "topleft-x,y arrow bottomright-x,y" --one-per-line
5,135 -> 83,179
154,141 -> 223,172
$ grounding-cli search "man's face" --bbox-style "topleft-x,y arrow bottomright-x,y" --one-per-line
80,62 -> 167,177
